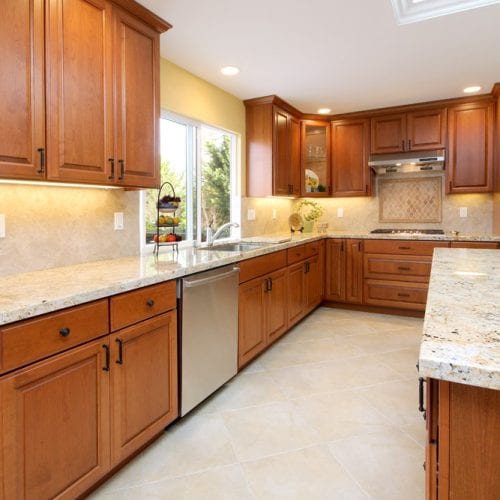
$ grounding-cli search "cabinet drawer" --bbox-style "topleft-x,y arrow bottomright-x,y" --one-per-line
110,281 -> 176,331
450,242 -> 499,249
239,250 -> 287,283
364,254 -> 432,282
287,241 -> 319,265
0,300 -> 109,374
364,239 -> 448,256
364,279 -> 428,311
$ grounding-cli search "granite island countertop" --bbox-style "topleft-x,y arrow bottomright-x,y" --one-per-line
419,248 -> 500,390
1,231 -> 499,327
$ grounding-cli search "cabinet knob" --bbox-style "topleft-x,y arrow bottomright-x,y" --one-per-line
146,299 -> 155,307
59,327 -> 71,337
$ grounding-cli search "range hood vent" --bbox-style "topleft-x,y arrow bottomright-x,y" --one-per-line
369,149 -> 445,175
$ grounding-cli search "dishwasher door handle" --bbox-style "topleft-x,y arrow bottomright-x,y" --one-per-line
183,267 -> 239,288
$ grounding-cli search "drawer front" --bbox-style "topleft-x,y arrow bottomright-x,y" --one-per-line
0,299 -> 109,374
364,239 -> 449,256
287,241 -> 319,265
450,242 -> 499,249
364,279 -> 428,311
239,250 -> 287,283
364,254 -> 432,282
110,281 -> 176,331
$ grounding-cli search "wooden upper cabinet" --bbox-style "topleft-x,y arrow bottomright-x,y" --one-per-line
371,108 -> 446,154
301,120 -> 330,196
245,98 -> 301,197
46,0 -> 113,184
446,101 -> 494,193
0,0 -> 45,180
331,118 -> 371,196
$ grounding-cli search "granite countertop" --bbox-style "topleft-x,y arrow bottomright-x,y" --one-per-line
419,248 -> 500,390
1,231 -> 498,327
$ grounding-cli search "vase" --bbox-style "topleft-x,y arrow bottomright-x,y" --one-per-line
303,220 -> 314,233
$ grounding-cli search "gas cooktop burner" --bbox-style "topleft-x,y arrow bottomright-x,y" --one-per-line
370,229 -> 445,235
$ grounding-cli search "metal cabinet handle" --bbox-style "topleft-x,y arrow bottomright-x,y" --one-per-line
37,148 -> 45,174
418,377 -> 426,420
108,158 -> 115,180
398,246 -> 411,250
268,277 -> 273,291
398,266 -> 411,271
115,338 -> 123,365
146,299 -> 155,307
102,344 -> 110,372
408,139 -> 412,150
401,139 -> 405,150
398,293 -> 411,298
118,159 -> 125,180
59,327 -> 71,337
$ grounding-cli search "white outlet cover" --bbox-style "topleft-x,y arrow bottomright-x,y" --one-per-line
272,209 -> 277,219
114,212 -> 124,230
247,208 -> 256,221
0,214 -> 5,238
337,207 -> 344,218
459,207 -> 468,218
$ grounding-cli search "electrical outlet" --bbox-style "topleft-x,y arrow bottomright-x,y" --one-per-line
337,207 -> 344,218
114,212 -> 124,230
0,214 -> 5,238
247,208 -> 256,221
272,209 -> 277,220
459,207 -> 468,218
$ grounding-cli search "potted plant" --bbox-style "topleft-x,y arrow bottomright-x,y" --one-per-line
296,199 -> 324,232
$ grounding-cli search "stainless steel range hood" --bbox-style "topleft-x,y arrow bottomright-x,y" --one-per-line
369,149 -> 445,175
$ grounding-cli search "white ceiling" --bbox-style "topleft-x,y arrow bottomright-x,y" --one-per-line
137,0 -> 500,114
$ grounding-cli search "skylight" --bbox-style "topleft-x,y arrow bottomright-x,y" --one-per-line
391,0 -> 500,24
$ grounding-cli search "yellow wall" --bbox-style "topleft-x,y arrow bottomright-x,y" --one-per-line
160,58 -> 246,194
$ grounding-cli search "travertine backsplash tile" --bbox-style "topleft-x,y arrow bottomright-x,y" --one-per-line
241,197 -> 294,237
0,185 -> 140,277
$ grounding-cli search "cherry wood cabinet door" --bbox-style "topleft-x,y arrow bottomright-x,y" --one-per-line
1,339 -> 110,499
290,116 -> 302,196
446,102 -> 494,193
325,239 -> 346,302
273,106 -> 291,196
110,311 -> 178,465
407,108 -> 446,151
238,277 -> 266,368
113,7 -> 160,188
370,114 -> 406,154
46,0 -> 114,184
265,269 -> 288,344
0,0 -> 45,180
287,261 -> 306,326
331,118 -> 370,196
345,239 -> 363,304
301,120 -> 331,196
306,255 -> 322,311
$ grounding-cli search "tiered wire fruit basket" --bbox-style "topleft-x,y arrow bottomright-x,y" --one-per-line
153,181 -> 182,256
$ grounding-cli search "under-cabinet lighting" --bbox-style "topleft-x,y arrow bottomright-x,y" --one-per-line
454,271 -> 488,277
220,66 -> 240,76
0,179 -> 121,190
463,85 -> 482,93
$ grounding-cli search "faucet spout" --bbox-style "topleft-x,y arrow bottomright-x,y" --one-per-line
207,222 -> 240,246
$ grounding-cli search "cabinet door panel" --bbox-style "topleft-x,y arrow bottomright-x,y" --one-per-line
306,255 -> 322,311
325,239 -> 346,302
114,7 -> 160,187
110,312 -> 178,465
302,120 -> 330,196
273,107 -> 290,196
331,119 -> 370,196
287,262 -> 306,326
370,114 -> 405,154
407,108 -> 446,151
46,0 -> 113,184
346,239 -> 363,304
266,269 -> 288,343
447,102 -> 494,193
1,340 -> 110,499
290,116 -> 302,196
0,0 -> 45,179
239,278 -> 266,367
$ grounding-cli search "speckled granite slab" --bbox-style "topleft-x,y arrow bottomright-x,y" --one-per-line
419,248 -> 500,390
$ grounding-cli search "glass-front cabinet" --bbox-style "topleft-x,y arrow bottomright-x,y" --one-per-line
301,120 -> 330,196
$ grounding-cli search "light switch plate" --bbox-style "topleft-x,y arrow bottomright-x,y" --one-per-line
247,208 -> 256,221
0,214 -> 5,238
114,212 -> 124,230
272,209 -> 277,220
337,208 -> 344,218
459,207 -> 467,218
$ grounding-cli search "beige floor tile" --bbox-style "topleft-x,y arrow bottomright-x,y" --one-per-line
343,330 -> 421,355
90,464 -> 253,500
239,358 -> 266,375
280,320 -> 362,344
291,391 -> 395,442
243,445 -> 369,499
138,413 -> 237,482
374,347 -> 421,379
222,401 -> 322,461
329,429 -> 425,500
258,336 -> 362,369
268,355 -> 401,398
211,371 -> 286,411
400,419 -> 427,448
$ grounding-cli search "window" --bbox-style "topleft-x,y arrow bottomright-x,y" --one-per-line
144,112 -> 239,247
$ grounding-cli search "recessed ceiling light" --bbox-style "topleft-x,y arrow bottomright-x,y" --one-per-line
463,85 -> 482,93
220,66 -> 239,76
317,108 -> 331,114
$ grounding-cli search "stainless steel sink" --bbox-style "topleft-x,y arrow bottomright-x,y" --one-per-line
196,242 -> 269,252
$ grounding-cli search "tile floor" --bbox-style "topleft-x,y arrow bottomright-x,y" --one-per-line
89,307 -> 426,500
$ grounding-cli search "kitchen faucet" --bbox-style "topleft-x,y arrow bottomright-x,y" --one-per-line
206,222 -> 240,246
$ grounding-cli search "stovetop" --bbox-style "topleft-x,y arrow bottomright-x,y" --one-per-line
370,229 -> 445,235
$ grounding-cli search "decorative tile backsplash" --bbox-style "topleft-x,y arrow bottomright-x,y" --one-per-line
379,176 -> 442,223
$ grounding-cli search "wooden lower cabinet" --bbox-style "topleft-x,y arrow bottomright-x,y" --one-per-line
450,241 -> 499,249
1,339 -> 110,500
110,311 -> 178,465
426,379 -> 500,499
287,261 -> 306,326
266,269 -> 288,344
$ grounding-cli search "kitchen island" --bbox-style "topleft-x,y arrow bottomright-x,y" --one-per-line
418,248 -> 500,500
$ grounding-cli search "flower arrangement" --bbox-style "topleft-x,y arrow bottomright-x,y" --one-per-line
296,199 -> 324,222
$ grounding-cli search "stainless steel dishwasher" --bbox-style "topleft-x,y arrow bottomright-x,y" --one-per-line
178,264 -> 239,416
